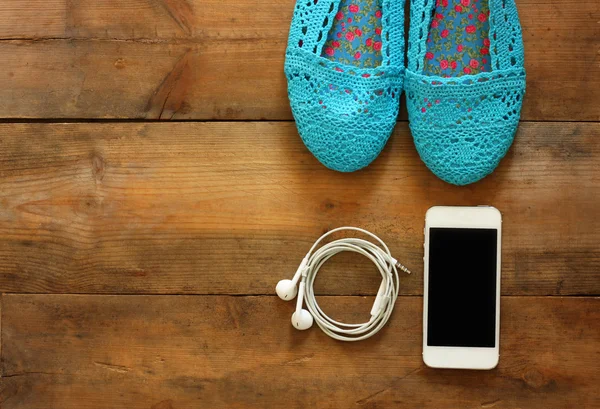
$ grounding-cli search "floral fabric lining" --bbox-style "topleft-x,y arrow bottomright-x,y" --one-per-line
320,0 -> 384,68
423,0 -> 491,76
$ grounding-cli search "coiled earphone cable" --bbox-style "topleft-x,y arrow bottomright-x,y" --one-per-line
276,227 -> 411,341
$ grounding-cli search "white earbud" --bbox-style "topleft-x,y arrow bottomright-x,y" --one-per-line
291,281 -> 313,330
275,257 -> 308,301
291,309 -> 313,330
275,279 -> 298,300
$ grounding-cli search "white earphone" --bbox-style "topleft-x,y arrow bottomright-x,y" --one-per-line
275,256 -> 313,330
276,227 -> 410,341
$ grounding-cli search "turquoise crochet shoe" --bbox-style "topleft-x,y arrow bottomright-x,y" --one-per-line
405,0 -> 526,185
285,0 -> 405,172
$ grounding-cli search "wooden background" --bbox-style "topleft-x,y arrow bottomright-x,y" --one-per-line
0,0 -> 598,408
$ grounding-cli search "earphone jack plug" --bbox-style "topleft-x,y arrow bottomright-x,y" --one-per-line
391,257 -> 411,274
396,261 -> 411,275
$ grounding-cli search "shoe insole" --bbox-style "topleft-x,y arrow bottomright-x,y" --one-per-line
320,0 -> 384,68
423,0 -> 491,76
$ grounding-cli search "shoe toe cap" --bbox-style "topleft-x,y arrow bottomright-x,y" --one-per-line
404,69 -> 525,185
286,56 -> 403,172
294,110 -> 396,172
412,125 -> 517,185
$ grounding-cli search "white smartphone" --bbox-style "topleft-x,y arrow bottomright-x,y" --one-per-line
423,206 -> 502,370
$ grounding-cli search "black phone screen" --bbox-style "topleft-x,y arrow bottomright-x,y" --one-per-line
427,227 -> 498,348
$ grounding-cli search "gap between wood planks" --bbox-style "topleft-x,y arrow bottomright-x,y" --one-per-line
0,293 -> 596,297
0,119 -> 596,123
0,37 -> 269,45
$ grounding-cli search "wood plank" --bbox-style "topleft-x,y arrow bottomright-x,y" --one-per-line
0,0 -> 290,40
0,0 -> 597,120
0,122 -> 597,295
0,41 -> 289,120
0,295 -> 598,408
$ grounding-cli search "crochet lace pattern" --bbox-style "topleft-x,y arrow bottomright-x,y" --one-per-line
285,0 -> 405,172
405,0 -> 526,185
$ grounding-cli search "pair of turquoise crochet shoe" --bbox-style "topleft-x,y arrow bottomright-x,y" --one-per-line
285,0 -> 526,185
